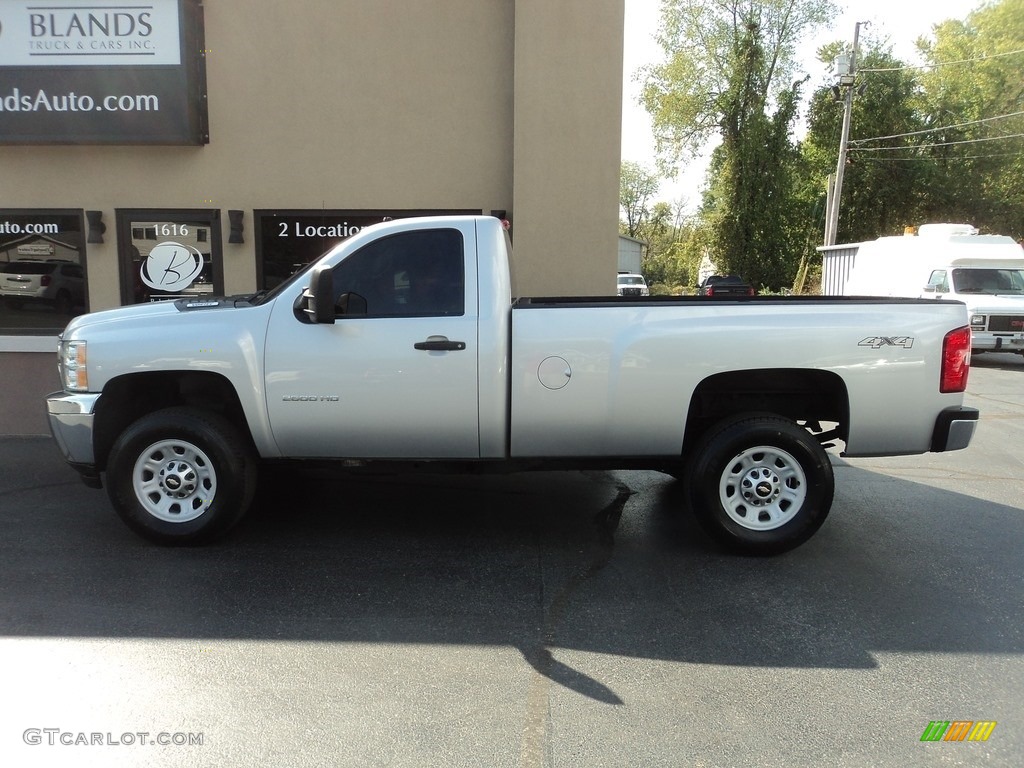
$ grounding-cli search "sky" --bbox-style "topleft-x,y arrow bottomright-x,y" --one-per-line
621,0 -> 987,209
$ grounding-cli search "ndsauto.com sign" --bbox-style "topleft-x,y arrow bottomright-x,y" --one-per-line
0,0 -> 208,144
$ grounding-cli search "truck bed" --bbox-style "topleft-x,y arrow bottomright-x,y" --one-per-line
509,294 -> 970,458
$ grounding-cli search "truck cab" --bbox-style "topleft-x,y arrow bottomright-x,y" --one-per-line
922,261 -> 1024,353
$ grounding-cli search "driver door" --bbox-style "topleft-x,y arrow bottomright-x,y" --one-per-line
264,222 -> 479,458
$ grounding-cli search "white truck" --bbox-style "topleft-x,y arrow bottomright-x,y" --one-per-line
616,272 -> 650,296
841,224 -> 1024,355
47,216 -> 979,554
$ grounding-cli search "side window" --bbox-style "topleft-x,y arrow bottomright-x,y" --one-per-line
332,229 -> 464,317
927,270 -> 948,293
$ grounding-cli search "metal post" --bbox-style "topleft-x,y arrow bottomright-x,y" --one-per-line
824,22 -> 864,247
823,173 -> 835,247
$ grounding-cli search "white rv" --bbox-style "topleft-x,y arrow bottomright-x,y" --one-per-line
842,224 -> 1024,355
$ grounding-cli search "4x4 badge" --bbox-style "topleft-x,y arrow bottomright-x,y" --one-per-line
859,336 -> 915,349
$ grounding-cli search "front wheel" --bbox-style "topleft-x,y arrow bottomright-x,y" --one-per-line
686,414 -> 834,555
106,407 -> 257,545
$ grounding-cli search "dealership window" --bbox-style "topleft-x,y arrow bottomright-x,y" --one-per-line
254,209 -> 480,291
116,210 -> 223,305
0,209 -> 88,334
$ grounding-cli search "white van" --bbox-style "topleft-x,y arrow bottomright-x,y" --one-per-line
842,224 -> 1024,355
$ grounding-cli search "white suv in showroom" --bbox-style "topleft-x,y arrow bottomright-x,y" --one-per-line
1,259 -> 86,314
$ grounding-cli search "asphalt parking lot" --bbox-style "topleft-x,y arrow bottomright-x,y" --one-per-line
1,353 -> 1021,767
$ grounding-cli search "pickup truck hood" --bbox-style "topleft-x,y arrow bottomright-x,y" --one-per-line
61,297 -> 246,338
59,295 -> 271,398
951,294 -> 1024,312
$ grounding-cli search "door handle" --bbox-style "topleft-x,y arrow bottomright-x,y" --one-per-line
414,337 -> 466,351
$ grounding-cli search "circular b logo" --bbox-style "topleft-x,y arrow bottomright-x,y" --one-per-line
140,242 -> 204,292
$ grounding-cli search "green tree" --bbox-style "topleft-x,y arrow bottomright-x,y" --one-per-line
641,1 -> 835,290
703,28 -> 809,289
801,44 -> 930,244
619,161 -> 661,240
641,0 -> 836,173
917,0 -> 1024,237
642,200 -> 694,291
803,0 -> 1024,246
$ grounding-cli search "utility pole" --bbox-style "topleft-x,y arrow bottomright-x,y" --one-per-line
824,22 -> 866,246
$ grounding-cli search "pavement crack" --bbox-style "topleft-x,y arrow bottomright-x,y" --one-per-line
519,474 -> 633,767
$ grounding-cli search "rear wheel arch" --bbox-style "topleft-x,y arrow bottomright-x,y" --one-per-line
683,368 -> 850,452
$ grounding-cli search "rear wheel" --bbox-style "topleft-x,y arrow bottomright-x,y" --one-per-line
686,414 -> 834,555
106,407 -> 257,545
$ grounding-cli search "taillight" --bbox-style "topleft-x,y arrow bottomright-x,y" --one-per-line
747,287 -> 755,296
41,274 -> 52,286
940,326 -> 971,393
705,286 -> 714,296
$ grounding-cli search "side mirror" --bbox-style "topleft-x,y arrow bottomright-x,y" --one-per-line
922,284 -> 937,293
298,265 -> 336,324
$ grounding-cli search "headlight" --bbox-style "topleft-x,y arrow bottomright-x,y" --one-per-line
969,315 -> 986,327
59,340 -> 88,391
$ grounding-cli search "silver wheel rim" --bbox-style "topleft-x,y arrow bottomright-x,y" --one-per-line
718,445 -> 807,531
132,439 -> 217,523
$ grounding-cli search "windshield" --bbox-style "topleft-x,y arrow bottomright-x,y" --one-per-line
952,268 -> 1024,295
618,276 -> 644,285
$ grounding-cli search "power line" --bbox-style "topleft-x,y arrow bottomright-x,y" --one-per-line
853,151 -> 1023,162
859,47 -> 1024,73
849,111 -> 1024,145
849,132 -> 1024,152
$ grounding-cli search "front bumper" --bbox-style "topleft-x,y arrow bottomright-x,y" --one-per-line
970,331 -> 1024,352
930,406 -> 980,452
46,391 -> 102,486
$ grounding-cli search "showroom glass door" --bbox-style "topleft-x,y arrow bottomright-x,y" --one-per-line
116,210 -> 223,304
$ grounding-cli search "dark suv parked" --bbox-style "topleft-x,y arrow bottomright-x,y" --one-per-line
698,274 -> 756,297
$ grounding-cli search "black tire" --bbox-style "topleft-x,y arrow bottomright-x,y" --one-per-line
686,413 -> 834,556
106,407 -> 257,545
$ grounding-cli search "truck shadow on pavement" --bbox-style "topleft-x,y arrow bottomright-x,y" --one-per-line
1,437 -> 1021,700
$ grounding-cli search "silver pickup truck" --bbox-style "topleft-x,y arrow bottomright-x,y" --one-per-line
47,216 -> 979,554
